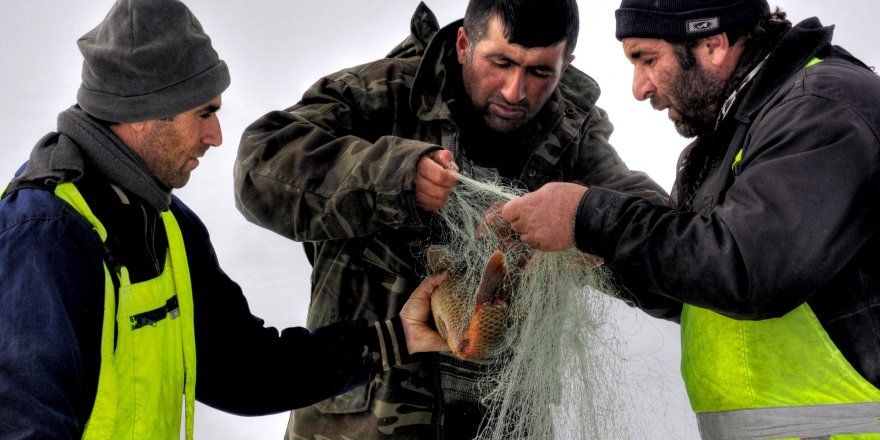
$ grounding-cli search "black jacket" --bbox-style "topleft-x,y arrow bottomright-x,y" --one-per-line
575,18 -> 880,386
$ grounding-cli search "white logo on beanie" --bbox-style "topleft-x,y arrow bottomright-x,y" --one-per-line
687,17 -> 720,33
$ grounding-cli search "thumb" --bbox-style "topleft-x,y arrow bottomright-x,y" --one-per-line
429,149 -> 458,171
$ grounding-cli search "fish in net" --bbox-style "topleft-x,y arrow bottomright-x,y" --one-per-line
423,171 -> 642,440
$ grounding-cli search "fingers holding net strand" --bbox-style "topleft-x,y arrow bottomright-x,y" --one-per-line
415,150 -> 459,212
426,170 -> 641,440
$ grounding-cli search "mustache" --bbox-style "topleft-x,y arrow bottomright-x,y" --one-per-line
649,96 -> 668,111
487,94 -> 528,110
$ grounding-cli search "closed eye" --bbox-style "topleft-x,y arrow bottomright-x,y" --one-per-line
492,60 -> 512,69
529,67 -> 554,78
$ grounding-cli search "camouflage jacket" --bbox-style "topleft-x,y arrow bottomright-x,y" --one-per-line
234,4 -> 666,439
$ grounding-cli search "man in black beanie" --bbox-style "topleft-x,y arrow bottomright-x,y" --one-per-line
502,0 -> 880,437
0,0 -> 449,438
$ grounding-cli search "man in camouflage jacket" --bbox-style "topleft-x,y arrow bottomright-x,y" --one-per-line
234,1 -> 667,439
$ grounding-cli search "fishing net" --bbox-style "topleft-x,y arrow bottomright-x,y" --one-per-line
426,171 -> 640,440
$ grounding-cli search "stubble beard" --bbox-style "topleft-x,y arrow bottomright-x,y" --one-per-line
140,123 -> 192,189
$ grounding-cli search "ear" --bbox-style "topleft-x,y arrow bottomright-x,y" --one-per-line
700,33 -> 732,68
564,54 -> 575,71
109,120 -> 149,151
456,26 -> 469,65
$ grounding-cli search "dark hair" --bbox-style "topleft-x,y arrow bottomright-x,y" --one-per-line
674,8 -> 792,82
463,0 -> 579,58
728,8 -> 792,82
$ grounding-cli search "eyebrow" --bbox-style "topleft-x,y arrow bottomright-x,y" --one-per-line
627,47 -> 658,61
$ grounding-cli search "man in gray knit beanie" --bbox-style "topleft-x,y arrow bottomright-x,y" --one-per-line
77,0 -> 230,123
0,0 -> 448,438
502,1 -> 880,437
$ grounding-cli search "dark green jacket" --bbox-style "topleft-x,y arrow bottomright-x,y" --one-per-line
234,4 -> 666,438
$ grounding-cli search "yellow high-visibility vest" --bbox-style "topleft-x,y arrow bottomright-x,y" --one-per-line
54,182 -> 197,439
681,302 -> 880,439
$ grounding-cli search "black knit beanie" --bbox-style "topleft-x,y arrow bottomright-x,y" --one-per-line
615,0 -> 771,41
76,0 -> 230,123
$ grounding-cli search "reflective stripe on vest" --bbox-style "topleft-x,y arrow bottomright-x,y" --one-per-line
681,303 -> 880,439
53,182 -> 198,440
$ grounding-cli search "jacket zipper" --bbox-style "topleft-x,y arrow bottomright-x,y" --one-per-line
434,359 -> 444,440
517,111 -> 567,184
141,205 -> 162,274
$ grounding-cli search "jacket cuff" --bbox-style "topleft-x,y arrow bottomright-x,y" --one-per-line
370,316 -> 412,370
574,188 -> 595,252
574,186 -> 623,253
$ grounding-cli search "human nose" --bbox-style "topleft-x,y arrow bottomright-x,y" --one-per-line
632,66 -> 655,101
202,115 -> 222,147
500,70 -> 527,103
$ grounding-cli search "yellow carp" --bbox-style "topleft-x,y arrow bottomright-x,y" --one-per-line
427,246 -> 523,360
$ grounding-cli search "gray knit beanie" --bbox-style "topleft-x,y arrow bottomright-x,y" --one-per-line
76,0 -> 230,123
615,0 -> 770,41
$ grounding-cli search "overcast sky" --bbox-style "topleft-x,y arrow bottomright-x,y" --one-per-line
1,1 -> 878,438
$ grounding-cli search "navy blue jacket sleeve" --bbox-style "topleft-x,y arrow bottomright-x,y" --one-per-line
170,199 -> 404,416
0,190 -> 107,439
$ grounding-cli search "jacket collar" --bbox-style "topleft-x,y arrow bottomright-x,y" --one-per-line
409,19 -> 463,121
734,17 -> 834,124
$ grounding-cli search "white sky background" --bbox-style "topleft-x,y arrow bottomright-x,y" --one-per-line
1,1 -> 878,439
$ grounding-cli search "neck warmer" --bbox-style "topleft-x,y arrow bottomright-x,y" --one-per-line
14,106 -> 171,211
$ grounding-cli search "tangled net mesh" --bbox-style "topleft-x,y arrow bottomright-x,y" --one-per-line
426,171 -> 641,440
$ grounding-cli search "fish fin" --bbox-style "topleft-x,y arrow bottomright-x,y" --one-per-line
514,251 -> 531,270
475,250 -> 506,304
497,250 -> 531,303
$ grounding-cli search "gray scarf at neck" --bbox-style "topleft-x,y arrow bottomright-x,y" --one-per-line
13,106 -> 171,211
